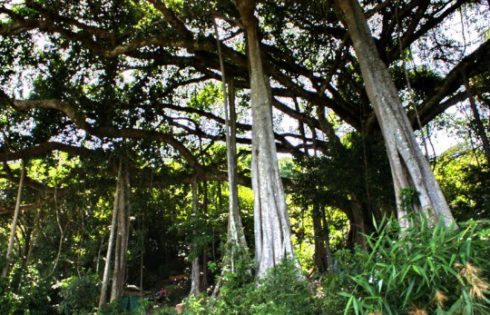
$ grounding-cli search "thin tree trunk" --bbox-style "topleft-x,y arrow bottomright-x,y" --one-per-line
190,178 -> 200,296
201,181 -> 209,290
201,249 -> 208,290
49,187 -> 63,276
122,171 -> 131,291
293,98 -> 309,155
99,162 -> 122,308
139,216 -> 145,296
312,204 -> 328,273
214,20 -> 248,250
17,215 -> 35,291
110,164 -> 129,302
96,239 -> 104,275
25,209 -> 40,267
2,161 -> 25,278
334,0 -> 456,228
464,76 -> 490,164
320,207 -> 333,270
236,0 -> 295,277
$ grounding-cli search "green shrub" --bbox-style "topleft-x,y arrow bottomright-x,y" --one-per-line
169,218 -> 490,315
185,258 -> 318,315
0,277 -> 20,315
331,216 -> 490,315
59,274 -> 99,315
0,264 -> 53,315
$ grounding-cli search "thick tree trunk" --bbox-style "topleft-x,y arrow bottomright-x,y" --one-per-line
345,198 -> 368,249
334,0 -> 456,228
236,0 -> 295,277
110,166 -> 129,302
2,161 -> 25,278
189,179 -> 200,295
99,162 -> 122,307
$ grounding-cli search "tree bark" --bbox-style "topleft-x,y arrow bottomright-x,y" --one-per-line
2,161 -> 25,278
320,207 -> 333,270
110,164 -> 129,302
214,20 -> 248,251
464,77 -> 490,165
99,162 -> 122,308
189,178 -> 200,296
347,195 -> 368,249
236,0 -> 295,277
312,204 -> 328,273
334,0 -> 456,228
49,187 -> 63,276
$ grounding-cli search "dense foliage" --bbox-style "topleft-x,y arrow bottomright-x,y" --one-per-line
0,0 -> 489,313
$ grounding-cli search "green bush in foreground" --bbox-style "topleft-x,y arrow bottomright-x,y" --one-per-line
185,217 -> 489,315
332,217 -> 490,315
59,274 -> 99,315
185,258 -> 318,315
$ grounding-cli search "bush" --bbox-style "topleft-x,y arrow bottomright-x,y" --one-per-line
176,217 -> 490,315
0,277 -> 20,315
185,258 -> 318,315
0,264 -> 53,315
59,274 -> 99,315
331,216 -> 490,315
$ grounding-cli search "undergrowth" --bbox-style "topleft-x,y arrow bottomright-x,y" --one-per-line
184,217 -> 490,315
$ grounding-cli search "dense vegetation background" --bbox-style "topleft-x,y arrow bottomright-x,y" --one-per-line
0,0 -> 489,314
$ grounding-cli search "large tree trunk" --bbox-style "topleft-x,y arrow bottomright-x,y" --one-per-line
236,0 -> 295,277
346,196 -> 367,249
110,165 -> 130,302
334,0 -> 456,228
214,20 -> 248,250
2,161 -> 25,278
99,162 -> 122,307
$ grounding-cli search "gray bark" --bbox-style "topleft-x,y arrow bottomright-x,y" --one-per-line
236,0 -> 295,277
2,161 -> 25,278
99,162 -> 122,307
189,179 -> 200,295
214,20 -> 248,250
335,0 -> 456,228
110,165 -> 129,302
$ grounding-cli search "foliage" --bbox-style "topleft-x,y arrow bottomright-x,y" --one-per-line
436,147 -> 490,220
0,264 -> 53,315
185,259 -> 318,315
0,0 -> 489,313
0,277 -> 20,315
331,216 -> 490,315
210,218 -> 490,315
58,274 -> 99,315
